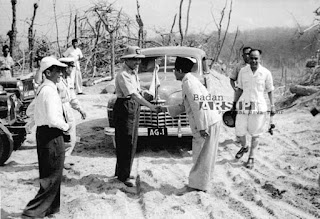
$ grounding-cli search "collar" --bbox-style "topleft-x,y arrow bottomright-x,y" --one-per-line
42,79 -> 58,89
123,63 -> 138,75
181,73 -> 192,83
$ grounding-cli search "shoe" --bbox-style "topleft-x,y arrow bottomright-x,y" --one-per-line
175,186 -> 206,196
64,163 -> 74,170
235,146 -> 249,159
119,178 -> 134,187
245,157 -> 254,169
114,175 -> 135,179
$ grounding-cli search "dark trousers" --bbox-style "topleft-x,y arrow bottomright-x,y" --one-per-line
114,98 -> 140,181
22,126 -> 65,218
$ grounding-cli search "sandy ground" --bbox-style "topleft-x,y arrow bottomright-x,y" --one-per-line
1,73 -> 320,219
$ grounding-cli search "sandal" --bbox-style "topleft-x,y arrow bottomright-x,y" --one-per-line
245,157 -> 254,169
235,146 -> 249,159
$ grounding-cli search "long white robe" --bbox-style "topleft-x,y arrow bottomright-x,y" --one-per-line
167,73 -> 221,191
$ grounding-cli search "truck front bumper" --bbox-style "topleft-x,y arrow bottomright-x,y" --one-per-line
104,126 -> 192,148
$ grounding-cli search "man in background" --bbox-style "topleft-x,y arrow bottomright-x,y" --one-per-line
230,46 -> 251,143
233,49 -> 275,169
0,45 -> 14,78
63,39 -> 84,94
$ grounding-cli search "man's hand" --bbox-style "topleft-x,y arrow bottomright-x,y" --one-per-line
231,102 -> 237,111
270,105 -> 276,116
79,110 -> 87,120
200,130 -> 209,139
155,106 -> 167,113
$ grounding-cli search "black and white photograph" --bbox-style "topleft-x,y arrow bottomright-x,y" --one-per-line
0,0 -> 319,218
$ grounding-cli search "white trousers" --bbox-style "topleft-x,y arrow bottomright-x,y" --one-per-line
189,121 -> 221,191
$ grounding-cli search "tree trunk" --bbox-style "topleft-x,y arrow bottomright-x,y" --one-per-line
110,32 -> 115,80
9,0 -> 17,58
178,0 -> 184,46
290,84 -> 320,96
28,3 -> 39,72
136,0 -> 144,48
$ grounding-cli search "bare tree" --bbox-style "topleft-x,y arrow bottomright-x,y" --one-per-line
66,10 -> 73,46
178,0 -> 184,45
94,3 -> 125,79
136,0 -> 144,48
168,14 -> 177,45
209,0 -> 233,68
28,3 -> 39,71
184,0 -> 192,37
8,0 -> 17,58
53,0 -> 61,56
178,0 -> 192,46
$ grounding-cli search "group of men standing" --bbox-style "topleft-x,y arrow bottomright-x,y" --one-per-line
20,43 -> 275,218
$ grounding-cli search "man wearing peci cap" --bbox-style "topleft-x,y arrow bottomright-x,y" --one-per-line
22,57 -> 71,218
114,46 -> 157,187
157,57 -> 222,194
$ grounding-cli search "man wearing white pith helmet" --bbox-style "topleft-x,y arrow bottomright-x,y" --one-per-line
58,57 -> 87,169
114,46 -> 157,187
22,57 -> 70,218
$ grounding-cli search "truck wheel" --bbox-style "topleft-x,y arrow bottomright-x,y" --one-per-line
0,128 -> 13,166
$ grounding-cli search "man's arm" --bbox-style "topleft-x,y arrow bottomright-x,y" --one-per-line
131,92 -> 156,111
230,79 -> 236,91
268,91 -> 275,116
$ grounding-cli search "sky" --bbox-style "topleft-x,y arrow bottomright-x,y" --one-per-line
0,0 -> 318,47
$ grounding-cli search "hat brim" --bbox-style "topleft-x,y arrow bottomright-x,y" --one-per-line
120,54 -> 145,59
59,57 -> 75,63
39,59 -> 67,75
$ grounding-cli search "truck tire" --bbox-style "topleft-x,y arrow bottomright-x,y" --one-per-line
0,128 -> 13,166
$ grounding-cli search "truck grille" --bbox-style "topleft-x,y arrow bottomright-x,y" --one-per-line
139,107 -> 189,127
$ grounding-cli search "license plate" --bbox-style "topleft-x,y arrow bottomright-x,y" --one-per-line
148,127 -> 168,136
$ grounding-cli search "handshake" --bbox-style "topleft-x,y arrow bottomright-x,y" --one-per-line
151,106 -> 167,113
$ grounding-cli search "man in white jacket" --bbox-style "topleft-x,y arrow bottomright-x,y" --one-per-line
158,57 -> 222,194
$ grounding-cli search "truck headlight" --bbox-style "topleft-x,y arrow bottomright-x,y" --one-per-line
17,81 -> 23,91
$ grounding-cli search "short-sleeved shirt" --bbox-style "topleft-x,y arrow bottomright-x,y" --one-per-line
0,55 -> 14,78
115,64 -> 141,98
63,47 -> 83,70
229,61 -> 247,81
237,64 -> 274,112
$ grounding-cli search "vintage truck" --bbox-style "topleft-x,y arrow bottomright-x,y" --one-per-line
104,46 -> 231,147
0,73 -> 37,165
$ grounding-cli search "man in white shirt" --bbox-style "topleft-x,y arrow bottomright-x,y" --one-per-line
230,46 -> 251,144
233,49 -> 275,169
158,57 -> 222,194
63,39 -> 84,94
22,57 -> 70,218
0,45 -> 14,78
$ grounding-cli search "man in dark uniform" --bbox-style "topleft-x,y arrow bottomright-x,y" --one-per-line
114,46 -> 157,187
22,57 -> 70,218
